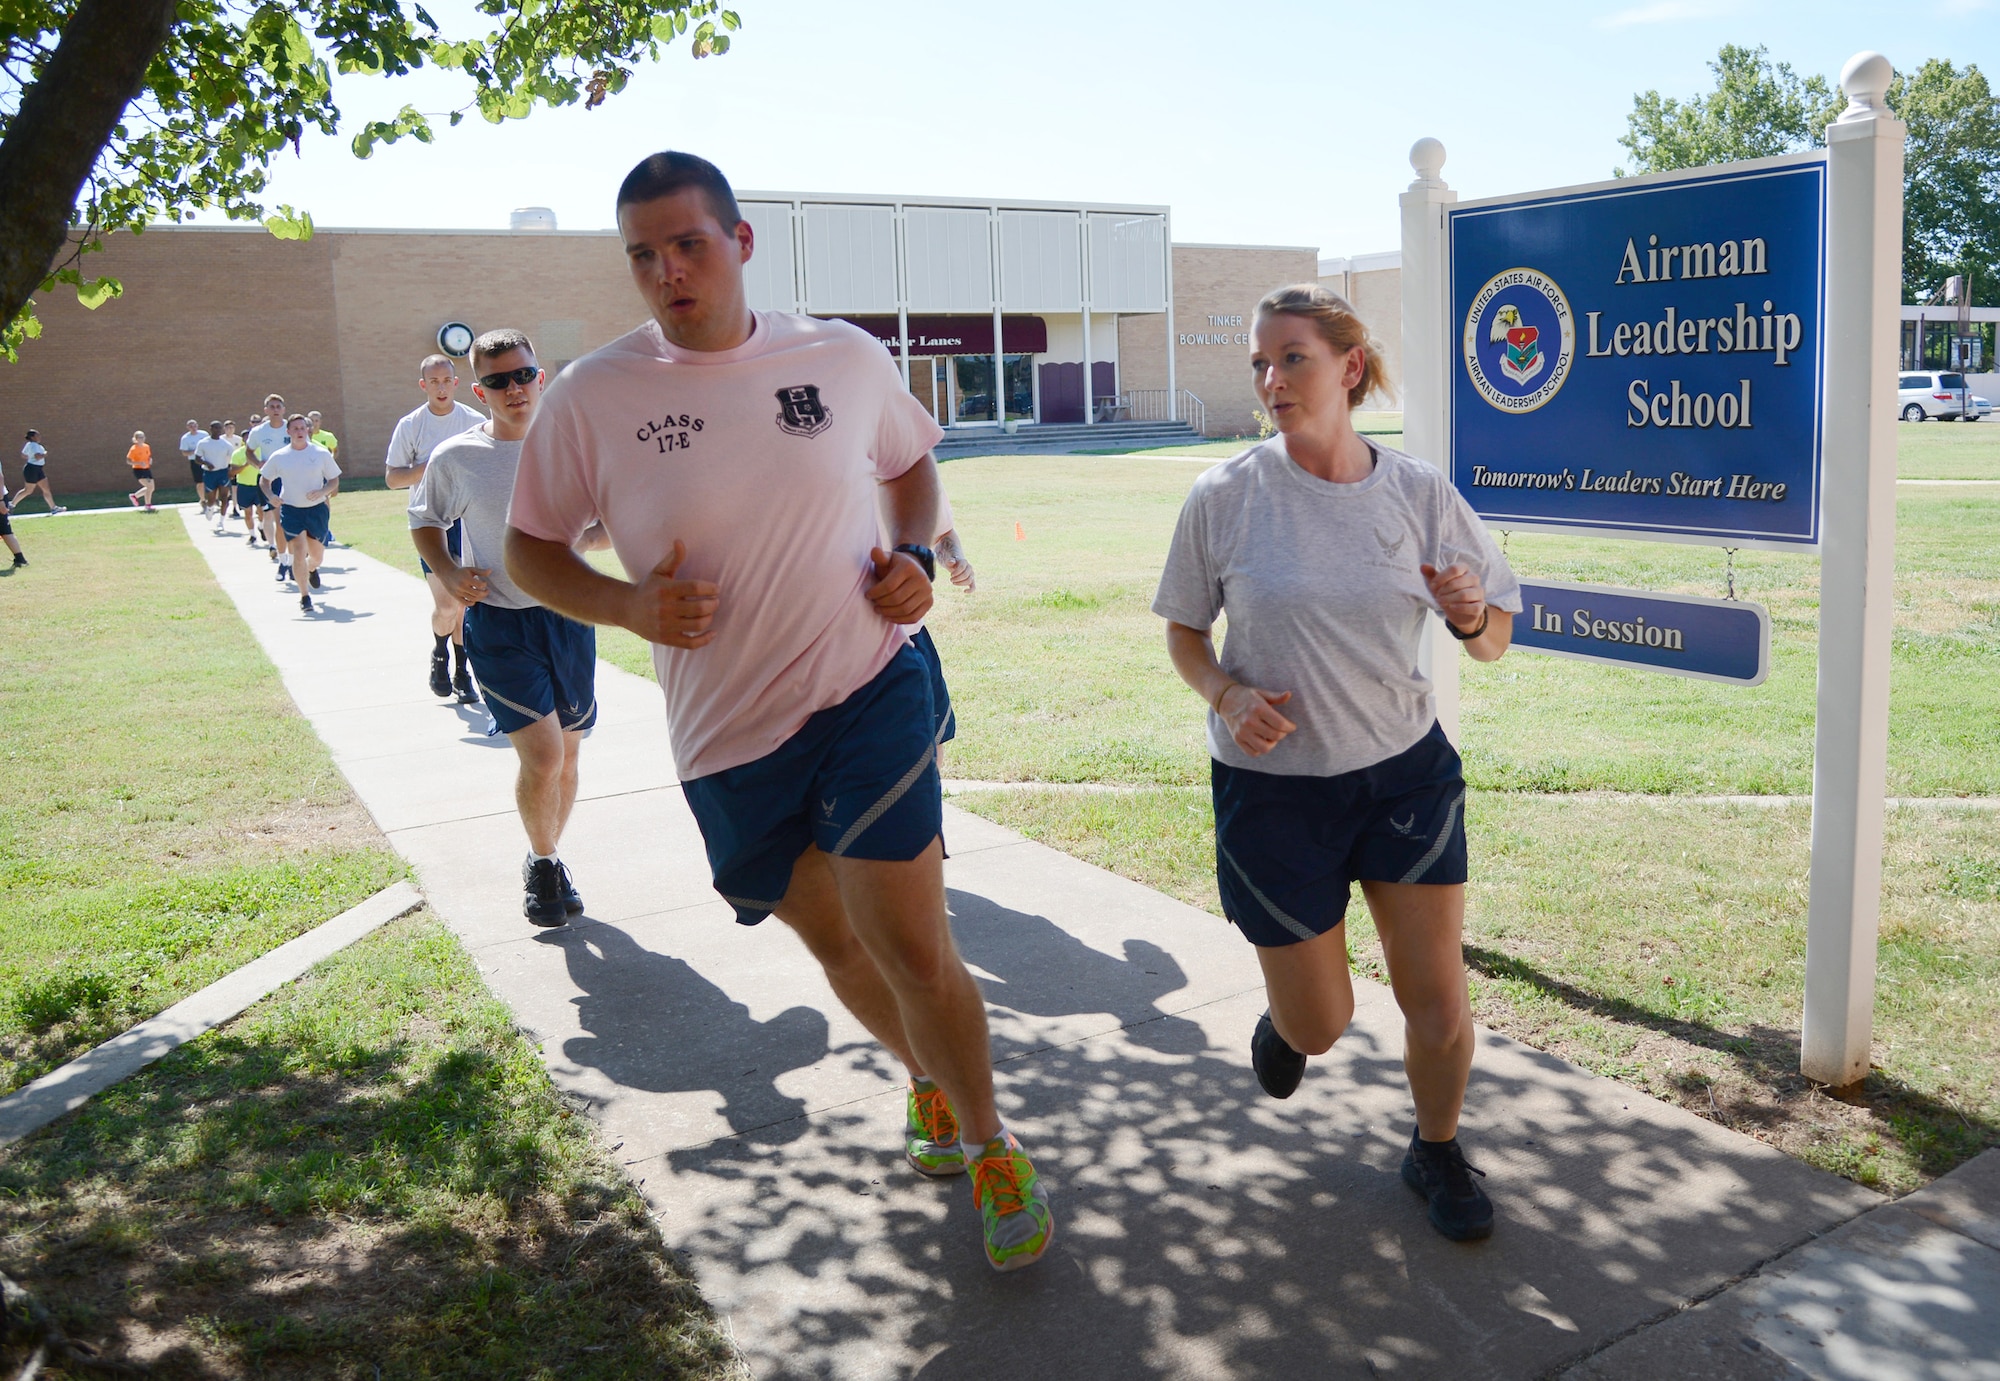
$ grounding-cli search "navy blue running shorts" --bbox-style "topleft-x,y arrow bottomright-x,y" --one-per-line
1212,722 -> 1469,948
682,643 -> 945,926
279,501 -> 331,544
907,626 -> 956,745
236,483 -> 268,511
202,470 -> 232,493
462,603 -> 598,736
419,519 -> 463,578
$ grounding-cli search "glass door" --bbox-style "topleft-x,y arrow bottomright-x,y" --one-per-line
953,355 -> 997,424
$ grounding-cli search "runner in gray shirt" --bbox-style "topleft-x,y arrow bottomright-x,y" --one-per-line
387,354 -> 487,702
408,329 -> 607,928
1155,282 -> 1521,1245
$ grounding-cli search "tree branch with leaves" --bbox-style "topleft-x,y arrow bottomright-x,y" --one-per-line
0,0 -> 742,361
1621,45 -> 2000,305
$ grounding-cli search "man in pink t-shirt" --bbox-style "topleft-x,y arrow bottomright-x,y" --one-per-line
505,151 -> 1053,1274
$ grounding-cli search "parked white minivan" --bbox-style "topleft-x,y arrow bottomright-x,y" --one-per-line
1898,371 -> 1974,421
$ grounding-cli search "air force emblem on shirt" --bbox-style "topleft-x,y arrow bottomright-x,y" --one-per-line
775,384 -> 832,437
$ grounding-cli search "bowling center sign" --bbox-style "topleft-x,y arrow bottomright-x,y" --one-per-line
1447,157 -> 1826,548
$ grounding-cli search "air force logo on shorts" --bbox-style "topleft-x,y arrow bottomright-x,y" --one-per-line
775,384 -> 832,437
1463,268 -> 1575,415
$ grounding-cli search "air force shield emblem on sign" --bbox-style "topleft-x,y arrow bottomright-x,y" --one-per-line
1463,268 -> 1575,414
775,384 -> 832,437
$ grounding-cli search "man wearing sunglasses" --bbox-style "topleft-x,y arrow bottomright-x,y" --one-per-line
409,330 -> 607,927
386,354 -> 487,703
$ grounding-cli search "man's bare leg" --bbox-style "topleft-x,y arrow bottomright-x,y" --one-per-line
771,846 -> 920,1074
823,840 -> 1001,1145
426,571 -> 465,643
509,718 -> 585,855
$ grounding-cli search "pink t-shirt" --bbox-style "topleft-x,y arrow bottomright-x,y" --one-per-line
510,312 -> 945,779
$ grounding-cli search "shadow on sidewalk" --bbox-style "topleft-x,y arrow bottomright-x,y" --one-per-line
627,890 -> 1873,1380
541,922 -> 829,1145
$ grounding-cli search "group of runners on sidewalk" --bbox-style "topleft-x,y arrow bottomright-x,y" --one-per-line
182,396 -> 348,614
366,150 -> 1526,1277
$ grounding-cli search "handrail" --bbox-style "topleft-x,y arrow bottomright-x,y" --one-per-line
1109,388 -> 1205,433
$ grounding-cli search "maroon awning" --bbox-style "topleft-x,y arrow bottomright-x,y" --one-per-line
829,315 -> 1049,356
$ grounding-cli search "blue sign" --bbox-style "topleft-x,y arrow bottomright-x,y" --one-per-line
1512,580 -> 1770,685
1449,158 -> 1826,547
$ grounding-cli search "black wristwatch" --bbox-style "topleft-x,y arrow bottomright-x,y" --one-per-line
893,543 -> 936,581
1445,607 -> 1489,641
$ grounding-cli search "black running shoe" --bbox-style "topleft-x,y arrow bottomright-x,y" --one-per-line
453,663 -> 479,704
429,647 -> 452,698
1251,1010 -> 1307,1099
1400,1129 -> 1494,1242
308,568 -> 321,590
523,856 -> 569,927
300,594 -> 313,614
556,860 -> 585,916
10,553 -> 24,568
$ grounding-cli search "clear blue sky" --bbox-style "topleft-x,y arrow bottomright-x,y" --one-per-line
203,0 -> 1994,257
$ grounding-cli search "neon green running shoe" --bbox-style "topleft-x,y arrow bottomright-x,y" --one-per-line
971,1132 -> 1054,1272
905,1079 -> 966,1177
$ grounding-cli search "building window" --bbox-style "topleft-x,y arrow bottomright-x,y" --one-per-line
950,354 -> 1036,424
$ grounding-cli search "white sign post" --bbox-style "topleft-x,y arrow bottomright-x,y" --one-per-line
1803,54 -> 1905,1087
1398,52 -> 1906,1088
1400,137 -> 1463,741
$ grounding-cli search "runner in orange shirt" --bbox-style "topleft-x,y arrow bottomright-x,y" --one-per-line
126,431 -> 156,512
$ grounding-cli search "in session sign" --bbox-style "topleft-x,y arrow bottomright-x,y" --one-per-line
1511,580 -> 1771,685
1448,158 -> 1826,547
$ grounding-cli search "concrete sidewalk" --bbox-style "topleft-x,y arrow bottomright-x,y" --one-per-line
182,510 -> 1899,1380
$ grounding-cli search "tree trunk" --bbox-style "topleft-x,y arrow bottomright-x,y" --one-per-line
0,0 -> 180,332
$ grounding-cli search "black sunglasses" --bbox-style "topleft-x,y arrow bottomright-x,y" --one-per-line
478,366 -> 540,389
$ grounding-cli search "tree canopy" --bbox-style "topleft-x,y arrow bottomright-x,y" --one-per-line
1620,46 -> 2000,305
0,0 -> 741,360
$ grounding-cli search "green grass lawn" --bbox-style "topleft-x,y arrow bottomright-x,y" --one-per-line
0,514 -> 404,1096
0,514 -> 733,1376
0,908 -> 738,1378
1895,419 -> 2000,479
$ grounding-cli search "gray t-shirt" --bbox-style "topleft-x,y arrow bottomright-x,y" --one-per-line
1153,438 -> 1523,777
407,426 -> 535,610
386,400 -> 485,474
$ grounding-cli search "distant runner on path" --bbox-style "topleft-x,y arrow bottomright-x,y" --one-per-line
410,328 -> 608,928
385,356 -> 486,703
260,414 -> 339,614
232,439 -> 268,547
125,432 -> 155,511
506,150 -> 1055,1273
247,396 -> 292,568
14,431 -> 63,514
179,420 -> 205,502
195,422 -> 236,531
1156,283 -> 1523,1245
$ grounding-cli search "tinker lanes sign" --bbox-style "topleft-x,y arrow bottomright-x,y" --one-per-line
1448,158 -> 1827,547
1512,580 -> 1770,685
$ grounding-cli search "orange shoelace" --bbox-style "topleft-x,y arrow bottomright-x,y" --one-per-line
913,1085 -> 958,1144
974,1148 -> 1028,1216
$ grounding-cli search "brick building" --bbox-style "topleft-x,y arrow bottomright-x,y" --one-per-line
4,197 -> 1338,495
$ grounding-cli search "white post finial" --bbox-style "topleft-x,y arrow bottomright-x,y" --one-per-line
1409,138 -> 1447,190
1838,52 -> 1893,122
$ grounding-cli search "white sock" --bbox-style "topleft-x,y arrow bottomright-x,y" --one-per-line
528,850 -> 555,864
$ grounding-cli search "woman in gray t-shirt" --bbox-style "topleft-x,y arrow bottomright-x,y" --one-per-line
1153,283 -> 1522,1243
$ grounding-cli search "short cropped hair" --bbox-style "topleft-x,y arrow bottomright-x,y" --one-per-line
471,328 -> 536,370
264,393 -> 284,407
616,151 -> 742,230
286,413 -> 311,429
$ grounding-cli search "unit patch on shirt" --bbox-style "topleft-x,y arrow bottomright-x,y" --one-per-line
775,384 -> 832,437
637,412 -> 706,455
